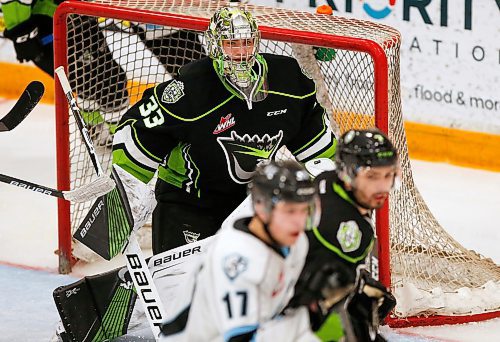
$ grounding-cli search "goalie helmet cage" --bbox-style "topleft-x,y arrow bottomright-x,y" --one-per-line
53,0 -> 500,328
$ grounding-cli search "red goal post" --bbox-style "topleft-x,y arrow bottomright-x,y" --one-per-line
53,0 -> 500,328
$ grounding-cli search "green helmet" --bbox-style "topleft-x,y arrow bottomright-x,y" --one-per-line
205,6 -> 260,88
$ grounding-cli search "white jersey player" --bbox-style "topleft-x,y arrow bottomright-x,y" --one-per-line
158,160 -> 319,341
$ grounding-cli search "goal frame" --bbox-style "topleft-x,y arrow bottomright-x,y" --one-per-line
54,0 -> 390,276
53,0 -> 500,328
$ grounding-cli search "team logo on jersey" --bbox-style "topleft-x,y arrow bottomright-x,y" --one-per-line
217,130 -> 284,184
213,114 -> 236,134
183,230 -> 201,243
223,254 -> 248,281
337,220 -> 362,253
161,80 -> 185,104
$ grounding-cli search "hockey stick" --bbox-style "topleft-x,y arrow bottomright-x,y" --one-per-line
0,171 -> 116,202
55,66 -> 167,339
0,81 -> 44,132
0,173 -> 64,198
55,68 -> 104,175
0,80 -> 112,202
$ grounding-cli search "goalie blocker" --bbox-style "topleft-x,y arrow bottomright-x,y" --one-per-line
74,165 -> 156,260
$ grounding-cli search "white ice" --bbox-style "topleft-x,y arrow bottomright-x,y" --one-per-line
0,100 -> 499,341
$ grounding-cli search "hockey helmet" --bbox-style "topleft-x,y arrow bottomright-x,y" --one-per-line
248,160 -> 316,212
335,129 -> 398,183
205,5 -> 260,88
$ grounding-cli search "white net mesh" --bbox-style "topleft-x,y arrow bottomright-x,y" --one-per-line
56,0 -> 500,324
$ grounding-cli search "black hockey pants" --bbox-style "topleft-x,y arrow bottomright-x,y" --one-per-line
152,181 -> 244,254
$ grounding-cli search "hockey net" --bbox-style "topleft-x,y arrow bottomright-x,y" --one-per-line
53,0 -> 500,327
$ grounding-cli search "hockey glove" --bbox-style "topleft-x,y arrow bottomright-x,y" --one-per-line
112,164 -> 156,232
304,158 -> 336,178
3,17 -> 44,63
345,268 -> 396,341
313,261 -> 356,314
289,259 -> 356,333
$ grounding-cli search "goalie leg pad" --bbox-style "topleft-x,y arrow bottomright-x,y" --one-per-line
53,266 -> 137,342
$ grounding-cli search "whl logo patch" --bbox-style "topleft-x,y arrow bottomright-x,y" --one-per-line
213,114 -> 236,134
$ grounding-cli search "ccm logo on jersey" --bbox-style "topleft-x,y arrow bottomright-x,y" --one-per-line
267,109 -> 287,116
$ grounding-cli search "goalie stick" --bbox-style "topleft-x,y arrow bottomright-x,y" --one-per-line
0,81 -> 44,132
55,66 -> 167,339
55,67 -> 104,175
0,171 -> 115,202
0,173 -> 64,198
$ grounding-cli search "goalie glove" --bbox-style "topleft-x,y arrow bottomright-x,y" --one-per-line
304,158 -> 336,178
112,164 -> 156,231
62,174 -> 115,203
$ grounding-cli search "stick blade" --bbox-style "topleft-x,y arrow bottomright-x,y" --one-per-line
0,81 -> 45,132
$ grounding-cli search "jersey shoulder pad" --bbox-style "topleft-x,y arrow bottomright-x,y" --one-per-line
212,228 -> 270,285
178,57 -> 214,79
154,58 -> 230,121
289,233 -> 309,269
312,184 -> 375,263
261,53 -> 315,97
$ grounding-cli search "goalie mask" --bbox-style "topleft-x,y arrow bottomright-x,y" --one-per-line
206,6 -> 261,89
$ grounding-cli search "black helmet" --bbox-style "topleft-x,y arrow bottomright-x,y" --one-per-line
249,160 -> 315,212
336,129 -> 398,180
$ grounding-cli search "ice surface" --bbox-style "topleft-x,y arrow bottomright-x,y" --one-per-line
0,99 -> 498,341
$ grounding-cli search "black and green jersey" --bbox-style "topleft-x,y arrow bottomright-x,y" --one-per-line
113,53 -> 336,207
306,171 -> 375,270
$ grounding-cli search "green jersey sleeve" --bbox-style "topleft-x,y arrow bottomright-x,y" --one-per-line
1,0 -> 33,29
